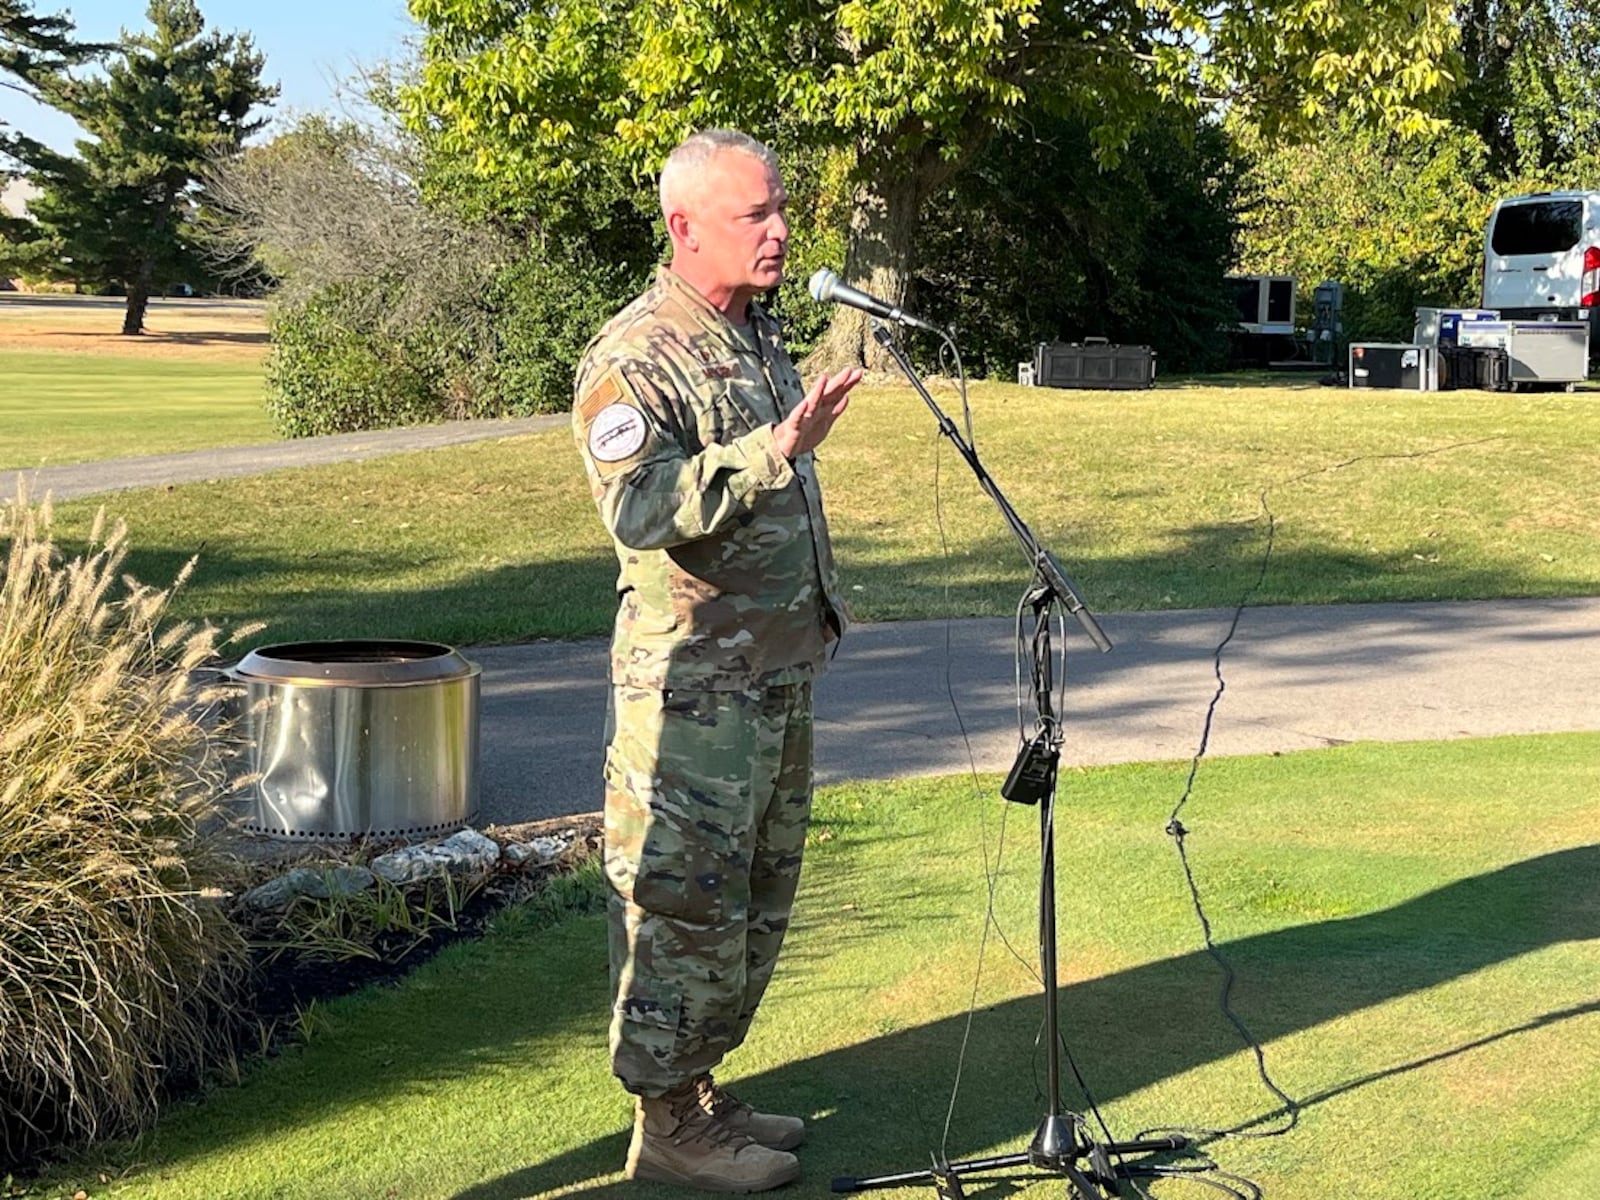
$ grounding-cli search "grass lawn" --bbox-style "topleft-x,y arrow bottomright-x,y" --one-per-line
34,732 -> 1600,1199
43,378 -> 1600,648
0,350 -> 276,469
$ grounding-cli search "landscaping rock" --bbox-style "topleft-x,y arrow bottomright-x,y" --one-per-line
440,828 -> 502,872
372,828 -> 501,883
503,834 -> 571,867
241,864 -> 376,911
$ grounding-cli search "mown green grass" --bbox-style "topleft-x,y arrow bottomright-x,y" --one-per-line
46,379 -> 1600,648
32,732 -> 1600,1199
0,351 -> 275,468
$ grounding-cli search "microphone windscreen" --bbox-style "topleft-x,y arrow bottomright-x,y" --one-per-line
808,267 -> 838,304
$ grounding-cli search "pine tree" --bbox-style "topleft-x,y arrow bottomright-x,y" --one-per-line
0,0 -> 81,100
2,0 -> 93,174
17,0 -> 275,332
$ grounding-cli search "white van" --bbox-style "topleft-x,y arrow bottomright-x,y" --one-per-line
1481,191 -> 1600,323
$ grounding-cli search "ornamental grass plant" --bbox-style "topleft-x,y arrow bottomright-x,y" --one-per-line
0,485 -> 252,1170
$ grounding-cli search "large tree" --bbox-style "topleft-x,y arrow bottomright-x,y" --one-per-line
1453,0 -> 1600,180
404,0 -> 1461,367
2,0 -> 95,191
14,0 -> 274,332
0,0 -> 81,113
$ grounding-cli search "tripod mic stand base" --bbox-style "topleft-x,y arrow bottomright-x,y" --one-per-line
831,1122 -> 1191,1198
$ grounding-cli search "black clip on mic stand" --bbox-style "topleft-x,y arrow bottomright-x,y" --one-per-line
832,322 -> 1190,1199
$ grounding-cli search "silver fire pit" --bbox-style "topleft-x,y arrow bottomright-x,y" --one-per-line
230,639 -> 480,842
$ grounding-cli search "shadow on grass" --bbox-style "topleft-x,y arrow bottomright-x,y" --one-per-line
412,842 -> 1595,1198
87,513 -> 1600,654
152,330 -> 271,347
77,530 -> 1600,830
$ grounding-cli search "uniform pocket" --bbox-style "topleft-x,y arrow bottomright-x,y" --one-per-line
603,736 -> 732,927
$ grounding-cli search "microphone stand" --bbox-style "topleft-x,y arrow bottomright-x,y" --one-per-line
831,322 -> 1189,1199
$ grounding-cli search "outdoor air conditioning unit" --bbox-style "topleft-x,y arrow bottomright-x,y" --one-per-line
1228,275 -> 1296,336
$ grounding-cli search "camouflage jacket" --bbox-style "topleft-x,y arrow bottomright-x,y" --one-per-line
572,267 -> 847,691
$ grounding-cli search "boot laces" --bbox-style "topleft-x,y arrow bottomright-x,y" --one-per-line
696,1076 -> 753,1121
667,1084 -> 749,1150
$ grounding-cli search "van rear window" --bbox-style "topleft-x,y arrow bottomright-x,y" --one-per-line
1491,200 -> 1583,255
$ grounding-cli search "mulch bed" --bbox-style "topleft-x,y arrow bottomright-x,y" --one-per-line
237,813 -> 603,1028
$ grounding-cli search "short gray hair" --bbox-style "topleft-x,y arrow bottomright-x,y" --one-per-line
658,129 -> 779,216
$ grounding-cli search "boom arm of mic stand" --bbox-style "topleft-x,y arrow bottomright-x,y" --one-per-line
870,322 -> 1112,653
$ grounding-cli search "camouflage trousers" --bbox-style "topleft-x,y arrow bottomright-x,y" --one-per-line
603,680 -> 814,1097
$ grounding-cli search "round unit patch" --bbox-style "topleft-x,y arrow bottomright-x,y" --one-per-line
588,404 -> 647,462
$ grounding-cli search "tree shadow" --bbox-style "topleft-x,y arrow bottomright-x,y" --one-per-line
452,843 -> 1599,1198
147,330 -> 271,348
71,528 -> 1600,829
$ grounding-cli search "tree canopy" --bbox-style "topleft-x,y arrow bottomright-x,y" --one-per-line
10,0 -> 274,330
405,0 -> 1462,365
0,0 -> 81,107
1236,0 -> 1600,344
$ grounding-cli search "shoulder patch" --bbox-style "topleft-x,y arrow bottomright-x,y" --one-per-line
588,404 -> 648,463
578,369 -> 625,423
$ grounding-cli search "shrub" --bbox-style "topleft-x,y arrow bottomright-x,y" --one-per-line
265,241 -> 645,436
481,242 -> 645,417
0,487 -> 251,1169
265,286 -> 461,437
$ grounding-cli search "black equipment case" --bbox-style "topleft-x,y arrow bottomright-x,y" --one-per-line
1032,339 -> 1156,390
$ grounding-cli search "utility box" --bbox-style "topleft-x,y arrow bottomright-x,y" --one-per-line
1349,343 -> 1436,391
1032,339 -> 1156,390
1227,275 -> 1297,335
1504,321 -> 1589,387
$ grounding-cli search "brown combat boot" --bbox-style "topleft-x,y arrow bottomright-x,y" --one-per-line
694,1075 -> 806,1151
627,1081 -> 800,1192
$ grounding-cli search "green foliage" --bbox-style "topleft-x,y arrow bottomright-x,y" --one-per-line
483,242 -> 647,417
406,0 -> 1459,206
912,112 -> 1241,374
0,486 -> 251,1169
1453,0 -> 1600,180
245,871 -> 479,966
264,288 -> 460,438
263,236 -> 642,437
0,1 -> 88,147
1236,1 -> 1600,345
405,0 -> 1463,366
1237,116 -> 1492,342
10,0 -> 275,330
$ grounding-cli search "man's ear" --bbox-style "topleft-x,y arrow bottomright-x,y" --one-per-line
667,210 -> 697,251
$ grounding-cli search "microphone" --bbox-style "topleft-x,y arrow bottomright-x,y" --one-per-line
808,267 -> 943,334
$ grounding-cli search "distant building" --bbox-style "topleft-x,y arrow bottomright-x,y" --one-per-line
1,178 -> 40,218
3,179 -> 42,288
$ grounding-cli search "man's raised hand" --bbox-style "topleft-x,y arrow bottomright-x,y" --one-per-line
773,368 -> 863,461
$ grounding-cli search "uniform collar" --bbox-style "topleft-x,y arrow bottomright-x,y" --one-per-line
657,266 -> 779,354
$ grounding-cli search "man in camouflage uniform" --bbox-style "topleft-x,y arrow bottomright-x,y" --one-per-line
572,128 -> 862,1192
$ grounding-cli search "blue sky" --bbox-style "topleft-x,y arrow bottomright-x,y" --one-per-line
0,0 -> 420,152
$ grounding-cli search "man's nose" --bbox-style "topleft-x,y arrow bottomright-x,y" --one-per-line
768,210 -> 789,243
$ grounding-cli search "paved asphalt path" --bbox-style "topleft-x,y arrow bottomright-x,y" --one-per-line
9,418 -> 1594,828
473,596 -> 1600,828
